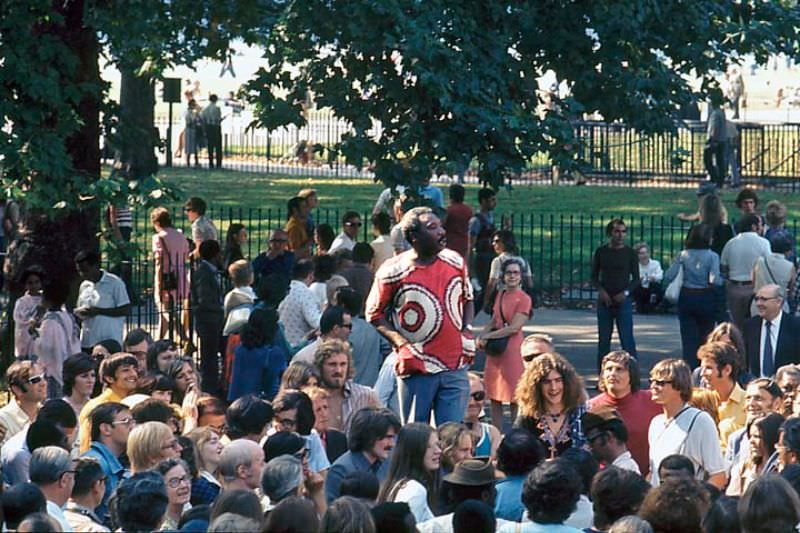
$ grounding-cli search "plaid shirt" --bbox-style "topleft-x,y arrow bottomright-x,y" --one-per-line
191,472 -> 221,506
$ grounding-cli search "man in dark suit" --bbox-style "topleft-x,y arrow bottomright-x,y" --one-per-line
744,284 -> 800,377
190,240 -> 224,396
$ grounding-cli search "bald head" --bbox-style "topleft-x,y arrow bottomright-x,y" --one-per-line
521,334 -> 554,364
219,439 -> 264,491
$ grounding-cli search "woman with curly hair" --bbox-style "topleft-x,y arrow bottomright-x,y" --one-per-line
514,352 -> 588,459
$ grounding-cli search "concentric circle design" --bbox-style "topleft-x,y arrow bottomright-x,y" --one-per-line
392,284 -> 443,344
444,277 -> 463,331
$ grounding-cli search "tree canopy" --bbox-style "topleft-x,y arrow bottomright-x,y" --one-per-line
244,0 -> 800,191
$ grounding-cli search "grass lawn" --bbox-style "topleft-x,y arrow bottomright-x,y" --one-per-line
121,166 -> 800,297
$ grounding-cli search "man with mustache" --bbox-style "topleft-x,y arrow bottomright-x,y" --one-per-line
366,206 -> 475,426
314,339 -> 379,434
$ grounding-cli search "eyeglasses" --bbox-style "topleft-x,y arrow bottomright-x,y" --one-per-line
345,221 -> 362,227
277,417 -> 297,429
586,432 -> 607,444
650,379 -> 672,387
161,440 -> 183,452
754,296 -> 779,302
166,475 -> 191,489
112,416 -> 135,427
269,238 -> 289,243
470,391 -> 486,402
27,374 -> 45,385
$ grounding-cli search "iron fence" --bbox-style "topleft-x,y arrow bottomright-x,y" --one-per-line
154,109 -> 800,188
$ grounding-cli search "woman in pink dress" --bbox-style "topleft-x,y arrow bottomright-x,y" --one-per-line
151,207 -> 190,342
478,258 -> 533,430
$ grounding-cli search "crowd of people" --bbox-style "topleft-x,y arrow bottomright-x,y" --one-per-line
1,179 -> 799,533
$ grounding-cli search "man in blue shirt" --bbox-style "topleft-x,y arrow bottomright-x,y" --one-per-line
252,230 -> 296,283
325,407 -> 400,502
82,402 -> 133,526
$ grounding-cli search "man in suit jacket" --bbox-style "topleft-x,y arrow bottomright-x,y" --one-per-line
191,240 -> 224,396
744,284 -> 800,377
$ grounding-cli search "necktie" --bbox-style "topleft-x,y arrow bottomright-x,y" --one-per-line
763,320 -> 775,377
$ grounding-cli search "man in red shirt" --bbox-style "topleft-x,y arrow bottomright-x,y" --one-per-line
444,184 -> 473,261
588,350 -> 661,476
366,206 -> 475,425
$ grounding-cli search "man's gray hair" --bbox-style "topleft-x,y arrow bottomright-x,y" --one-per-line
208,512 -> 262,533
776,364 -> 800,384
218,439 -> 259,481
29,446 -> 71,485
260,454 -> 303,502
608,515 -> 654,533
400,206 -> 435,244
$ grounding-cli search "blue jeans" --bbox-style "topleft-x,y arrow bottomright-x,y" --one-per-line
596,296 -> 637,369
678,288 -> 716,369
398,367 -> 469,425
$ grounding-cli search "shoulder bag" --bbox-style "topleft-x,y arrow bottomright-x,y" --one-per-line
664,255 -> 684,304
484,292 -> 510,356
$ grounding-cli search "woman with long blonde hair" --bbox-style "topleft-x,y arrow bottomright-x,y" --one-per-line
514,352 -> 588,459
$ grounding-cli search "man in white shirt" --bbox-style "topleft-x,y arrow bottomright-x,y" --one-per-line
30,446 -> 77,532
74,250 -> 130,349
647,358 -> 726,488
0,360 -> 47,447
278,259 -> 322,346
720,213 -> 771,330
582,410 -> 641,474
329,211 -> 361,253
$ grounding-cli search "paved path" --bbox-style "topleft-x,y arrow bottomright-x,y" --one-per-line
473,307 -> 683,388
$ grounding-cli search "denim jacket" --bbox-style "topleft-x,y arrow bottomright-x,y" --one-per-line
664,249 -> 722,289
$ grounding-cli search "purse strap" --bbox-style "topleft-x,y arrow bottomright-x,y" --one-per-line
498,291 -> 508,326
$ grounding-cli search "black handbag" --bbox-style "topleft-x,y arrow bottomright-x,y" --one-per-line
484,292 -> 510,357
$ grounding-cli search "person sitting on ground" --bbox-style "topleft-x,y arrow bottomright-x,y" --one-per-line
82,402 -> 133,525
187,426 -> 223,506
1,483 -> 47,532
225,394 -> 273,442
64,457 -> 110,532
292,304 -> 353,365
263,495 -> 320,533
113,471 -> 169,533
638,476 -> 709,533
339,470 -> 380,502
583,408 -> 640,473
123,328 -> 152,375
740,473 -> 800,533
656,454 -> 696,484
493,428 -> 546,522
326,406 -> 401,502
303,385 -> 348,463
419,458 -> 509,533
155,458 -> 193,530
228,307 -> 287,402
464,372 -> 502,459
320,495 -> 375,533
586,467 -> 650,533
700,495 -> 740,533
497,459 -> 583,533
377,422 -> 441,523
218,439 -> 264,493
558,448 -> 599,529
79,352 -> 139,453
437,422 -> 474,475
127,421 -> 182,474
315,339 -> 380,434
29,446 -> 76,531
61,353 -> 97,419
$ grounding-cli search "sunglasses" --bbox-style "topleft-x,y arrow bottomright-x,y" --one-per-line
650,379 -> 672,387
27,374 -> 45,385
471,391 -> 486,402
345,221 -> 362,227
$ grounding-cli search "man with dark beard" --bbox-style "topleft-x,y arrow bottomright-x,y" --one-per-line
366,206 -> 475,426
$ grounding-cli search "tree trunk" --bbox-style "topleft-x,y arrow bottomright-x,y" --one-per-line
116,67 -> 159,178
4,0 -> 101,294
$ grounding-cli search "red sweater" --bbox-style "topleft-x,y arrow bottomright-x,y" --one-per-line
589,390 -> 662,476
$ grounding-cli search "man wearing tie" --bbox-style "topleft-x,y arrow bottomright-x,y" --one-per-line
744,284 -> 800,377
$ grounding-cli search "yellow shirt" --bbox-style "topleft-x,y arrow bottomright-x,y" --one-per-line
718,383 -> 747,451
79,388 -> 124,453
285,217 -> 310,257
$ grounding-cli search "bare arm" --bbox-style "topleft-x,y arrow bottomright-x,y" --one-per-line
374,317 -> 409,349
480,311 -> 527,340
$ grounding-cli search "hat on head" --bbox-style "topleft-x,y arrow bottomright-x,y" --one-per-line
696,181 -> 717,197
581,408 -> 622,435
443,458 -> 495,486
